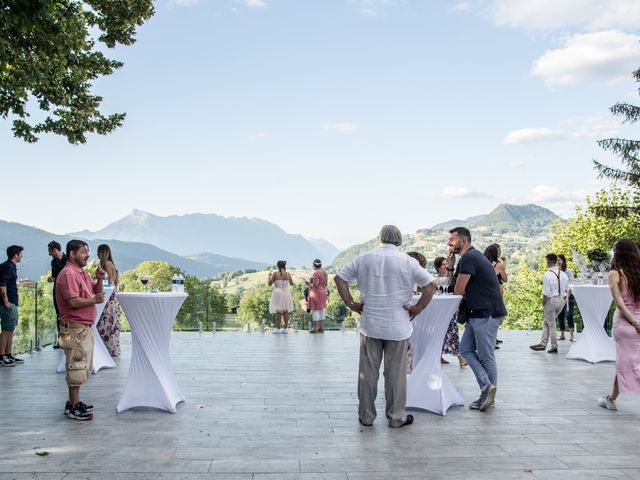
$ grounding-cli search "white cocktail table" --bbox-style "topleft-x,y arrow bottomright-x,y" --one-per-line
56,286 -> 116,374
407,294 -> 465,415
116,292 -> 188,413
567,285 -> 615,363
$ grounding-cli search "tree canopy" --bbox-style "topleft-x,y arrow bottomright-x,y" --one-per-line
593,67 -> 640,186
0,0 -> 154,144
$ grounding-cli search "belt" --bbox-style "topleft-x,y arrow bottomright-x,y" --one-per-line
60,322 -> 90,329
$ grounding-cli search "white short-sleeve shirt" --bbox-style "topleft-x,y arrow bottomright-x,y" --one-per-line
337,243 -> 434,341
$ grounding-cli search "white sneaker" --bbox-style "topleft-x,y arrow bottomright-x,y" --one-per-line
598,395 -> 617,411
272,328 -> 279,334
282,329 -> 289,334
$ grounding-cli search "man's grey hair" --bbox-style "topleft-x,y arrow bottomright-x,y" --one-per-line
379,225 -> 402,246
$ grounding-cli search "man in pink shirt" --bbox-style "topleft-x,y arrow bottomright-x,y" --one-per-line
56,240 -> 105,421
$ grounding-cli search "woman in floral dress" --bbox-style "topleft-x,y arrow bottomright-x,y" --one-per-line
97,244 -> 121,357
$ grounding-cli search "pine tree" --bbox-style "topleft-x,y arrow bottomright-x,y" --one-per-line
594,67 -> 640,186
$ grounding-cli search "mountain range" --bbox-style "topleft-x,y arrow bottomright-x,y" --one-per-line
331,203 -> 561,269
1,203 -> 559,280
0,220 -> 268,281
72,209 -> 339,267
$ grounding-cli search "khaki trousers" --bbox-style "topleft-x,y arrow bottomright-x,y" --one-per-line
358,334 -> 409,427
541,296 -> 565,349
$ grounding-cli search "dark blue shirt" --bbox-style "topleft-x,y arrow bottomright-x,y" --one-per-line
0,260 -> 18,306
455,247 -> 506,318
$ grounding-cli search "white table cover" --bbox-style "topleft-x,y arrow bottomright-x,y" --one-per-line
567,285 -> 615,363
56,286 -> 116,374
407,294 -> 465,415
116,292 -> 188,413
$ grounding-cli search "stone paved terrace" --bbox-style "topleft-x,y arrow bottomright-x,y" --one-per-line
2,330 -> 640,480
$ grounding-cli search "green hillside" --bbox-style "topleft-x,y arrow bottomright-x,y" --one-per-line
331,204 -> 561,271
212,268 -> 315,295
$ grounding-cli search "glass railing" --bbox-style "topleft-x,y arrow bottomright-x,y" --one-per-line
14,281 -> 57,354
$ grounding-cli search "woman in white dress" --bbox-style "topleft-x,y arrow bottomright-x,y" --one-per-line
268,260 -> 294,333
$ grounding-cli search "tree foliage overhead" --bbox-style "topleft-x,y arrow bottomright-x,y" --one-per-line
594,67 -> 640,186
0,0 -> 154,144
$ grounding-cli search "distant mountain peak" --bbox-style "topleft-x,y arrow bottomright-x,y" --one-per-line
129,209 -> 152,223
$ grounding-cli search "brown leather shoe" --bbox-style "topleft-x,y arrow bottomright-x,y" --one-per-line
547,348 -> 558,354
529,344 -> 545,351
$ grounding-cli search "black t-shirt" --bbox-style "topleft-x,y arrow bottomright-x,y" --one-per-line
455,247 -> 506,318
51,254 -> 67,280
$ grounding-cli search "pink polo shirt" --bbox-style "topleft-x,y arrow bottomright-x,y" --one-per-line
55,263 -> 98,325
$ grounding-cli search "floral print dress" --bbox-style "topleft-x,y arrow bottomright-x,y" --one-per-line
97,290 -> 121,357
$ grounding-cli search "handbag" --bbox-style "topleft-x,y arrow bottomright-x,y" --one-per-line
457,299 -> 470,324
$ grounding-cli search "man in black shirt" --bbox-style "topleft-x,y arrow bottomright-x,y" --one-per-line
47,241 -> 67,348
449,227 -> 506,411
0,245 -> 24,366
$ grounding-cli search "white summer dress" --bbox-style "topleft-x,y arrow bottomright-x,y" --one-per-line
269,279 -> 294,313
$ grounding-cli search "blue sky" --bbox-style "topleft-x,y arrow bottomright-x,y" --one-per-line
3,0 -> 640,248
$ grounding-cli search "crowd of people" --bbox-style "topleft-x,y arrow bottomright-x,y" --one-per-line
2,228 -> 640,425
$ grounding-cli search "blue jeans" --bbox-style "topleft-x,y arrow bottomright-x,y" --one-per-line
460,316 -> 503,392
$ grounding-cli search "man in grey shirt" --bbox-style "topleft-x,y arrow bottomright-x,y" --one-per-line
335,225 -> 437,427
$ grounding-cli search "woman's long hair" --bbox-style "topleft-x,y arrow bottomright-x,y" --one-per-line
407,251 -> 426,269
483,244 -> 500,263
557,254 -> 567,272
433,256 -> 445,273
611,238 -> 640,305
97,244 -> 114,268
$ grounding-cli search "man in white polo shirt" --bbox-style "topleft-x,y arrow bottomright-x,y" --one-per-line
530,253 -> 569,354
334,225 -> 437,428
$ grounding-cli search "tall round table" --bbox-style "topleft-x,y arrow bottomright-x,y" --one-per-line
56,286 -> 116,374
406,294 -> 464,415
116,292 -> 188,413
567,284 -> 615,363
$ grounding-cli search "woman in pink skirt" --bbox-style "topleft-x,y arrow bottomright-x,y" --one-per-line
305,259 -> 328,333
598,238 -> 640,410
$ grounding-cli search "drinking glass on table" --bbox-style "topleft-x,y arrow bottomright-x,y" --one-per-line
440,277 -> 450,294
141,275 -> 151,293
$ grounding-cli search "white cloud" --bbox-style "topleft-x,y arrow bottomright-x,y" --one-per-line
504,128 -> 565,145
527,181 -> 608,216
233,0 -> 266,9
442,187 -> 494,199
563,112 -> 622,139
488,0 -> 640,31
322,122 -> 357,133
169,0 -> 199,6
505,112 -> 625,146
510,161 -> 526,168
532,31 -> 640,86
452,1 -> 473,13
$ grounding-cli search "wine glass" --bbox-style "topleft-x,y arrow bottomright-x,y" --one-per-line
440,276 -> 450,294
141,275 -> 151,293
435,277 -> 443,295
